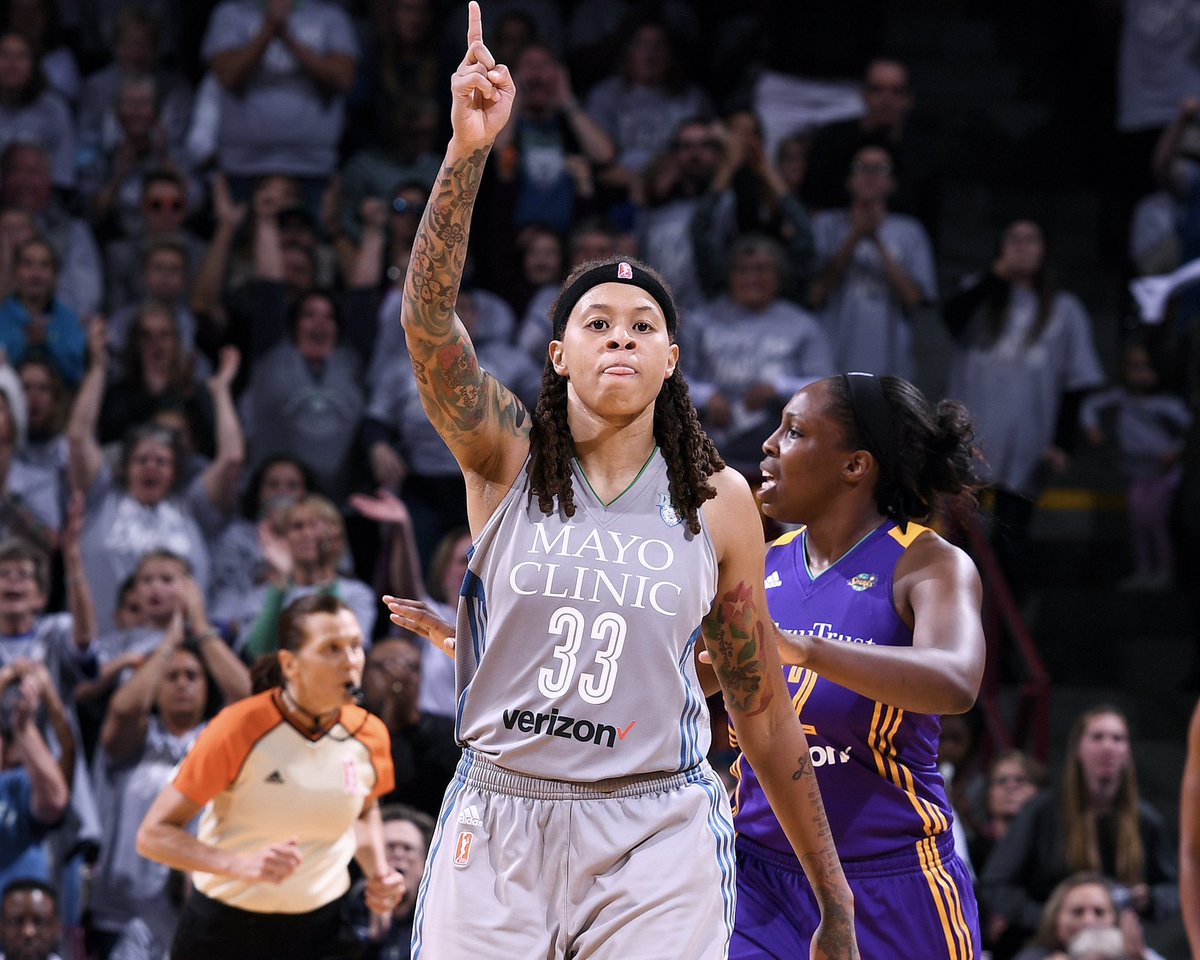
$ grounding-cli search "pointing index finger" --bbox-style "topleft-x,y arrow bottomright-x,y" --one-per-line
467,0 -> 483,47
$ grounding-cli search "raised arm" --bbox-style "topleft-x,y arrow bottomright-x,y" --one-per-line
776,533 -> 985,715
200,346 -> 246,515
8,674 -> 70,825
400,2 -> 528,493
65,315 -> 108,496
102,611 -> 186,765
702,469 -> 857,960
62,491 -> 96,653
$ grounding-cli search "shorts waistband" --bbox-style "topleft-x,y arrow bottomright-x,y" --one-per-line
457,747 -> 707,800
737,830 -> 960,879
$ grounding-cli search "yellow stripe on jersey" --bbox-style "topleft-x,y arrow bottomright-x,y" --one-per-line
917,836 -> 975,959
729,752 -> 746,817
868,702 -> 948,837
789,667 -> 820,735
770,526 -> 806,548
888,521 -> 931,549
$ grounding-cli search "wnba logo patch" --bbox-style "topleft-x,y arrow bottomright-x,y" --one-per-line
657,492 -> 682,527
453,831 -> 473,867
848,573 -> 878,592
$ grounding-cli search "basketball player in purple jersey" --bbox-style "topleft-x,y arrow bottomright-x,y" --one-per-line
383,6 -> 856,958
729,373 -> 986,959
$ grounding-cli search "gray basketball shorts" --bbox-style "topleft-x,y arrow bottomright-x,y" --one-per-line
410,748 -> 736,959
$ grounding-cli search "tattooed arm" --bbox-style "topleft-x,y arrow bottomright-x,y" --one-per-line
703,468 -> 858,960
400,2 -> 529,506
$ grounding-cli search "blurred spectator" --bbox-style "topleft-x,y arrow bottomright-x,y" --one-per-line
981,706 -> 1178,953
97,303 -> 215,457
103,170 -> 205,319
973,749 -> 1048,875
105,234 -> 206,373
586,20 -> 711,199
686,233 -> 834,472
0,877 -> 64,960
73,551 -> 205,742
344,802 -> 434,960
0,33 -> 74,192
810,144 -> 936,381
493,42 -> 613,236
1012,872 -> 1165,960
0,368 -> 57,552
76,74 -> 196,242
238,288 -> 367,507
87,605 -> 248,960
691,109 -> 816,305
0,661 -> 71,897
1080,341 -> 1191,591
14,359 -> 68,506
1,0 -> 80,107
802,57 -> 938,234
0,143 -> 103,318
347,0 -> 442,159
0,503 -> 92,701
201,0 -> 359,209
635,117 -> 720,312
1148,96 -> 1200,337
0,209 -> 36,304
208,455 -> 314,636
337,95 -> 441,242
1115,0 -> 1200,205
564,0 -> 700,95
68,321 -> 244,634
360,635 -> 458,819
219,176 -> 339,369
238,493 -> 377,660
941,219 -> 1105,597
514,214 -> 617,364
497,222 -> 564,325
0,238 -> 85,388
77,8 -> 193,169
976,750 -> 1049,958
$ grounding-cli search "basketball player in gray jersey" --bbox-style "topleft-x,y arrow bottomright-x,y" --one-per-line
381,5 -> 857,959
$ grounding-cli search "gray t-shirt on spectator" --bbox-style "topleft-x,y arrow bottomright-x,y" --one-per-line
201,0 -> 358,177
90,714 -> 205,943
81,464 -> 223,634
812,209 -> 937,381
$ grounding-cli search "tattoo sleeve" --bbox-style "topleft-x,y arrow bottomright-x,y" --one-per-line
401,148 -> 529,450
701,580 -> 774,717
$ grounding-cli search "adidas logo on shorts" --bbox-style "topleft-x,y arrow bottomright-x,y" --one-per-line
457,804 -> 484,827
265,770 -> 285,784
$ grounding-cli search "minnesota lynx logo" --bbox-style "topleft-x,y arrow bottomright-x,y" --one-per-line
657,493 -> 682,527
849,573 -> 878,592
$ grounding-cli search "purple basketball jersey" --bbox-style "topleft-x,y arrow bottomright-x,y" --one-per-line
731,521 -> 955,861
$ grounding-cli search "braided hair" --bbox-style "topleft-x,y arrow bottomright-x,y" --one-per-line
526,257 -> 724,535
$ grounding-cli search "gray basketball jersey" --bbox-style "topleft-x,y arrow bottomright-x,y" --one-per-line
454,450 -> 718,781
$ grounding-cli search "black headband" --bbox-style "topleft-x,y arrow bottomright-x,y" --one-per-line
550,260 -> 678,340
842,370 -> 907,517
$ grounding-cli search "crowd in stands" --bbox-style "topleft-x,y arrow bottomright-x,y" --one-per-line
0,1 -> 1195,958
